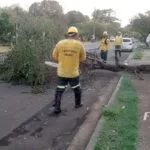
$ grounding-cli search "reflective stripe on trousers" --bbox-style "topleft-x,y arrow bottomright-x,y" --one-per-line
71,83 -> 81,89
57,85 -> 67,89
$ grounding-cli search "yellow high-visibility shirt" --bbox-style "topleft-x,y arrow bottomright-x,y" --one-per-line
52,39 -> 86,78
115,35 -> 123,45
99,38 -> 110,51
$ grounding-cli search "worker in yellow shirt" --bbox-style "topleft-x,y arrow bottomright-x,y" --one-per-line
51,26 -> 86,114
115,32 -> 123,58
99,31 -> 110,63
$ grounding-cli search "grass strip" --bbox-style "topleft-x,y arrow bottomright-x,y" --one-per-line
94,75 -> 139,150
133,50 -> 144,59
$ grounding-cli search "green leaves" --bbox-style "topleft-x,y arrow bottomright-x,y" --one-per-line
0,12 -> 14,44
1,14 -> 62,86
131,12 -> 150,36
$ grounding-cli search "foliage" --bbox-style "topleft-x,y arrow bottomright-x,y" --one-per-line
2,15 -> 63,85
92,9 -> 119,24
29,0 -> 64,21
130,11 -> 150,41
77,21 -> 104,40
65,9 -> 121,40
65,11 -> 89,26
0,12 -> 14,44
133,50 -> 144,59
91,9 -> 121,39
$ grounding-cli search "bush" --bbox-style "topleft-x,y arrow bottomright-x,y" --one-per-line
0,12 -> 14,44
3,38 -> 46,85
1,16 -> 64,85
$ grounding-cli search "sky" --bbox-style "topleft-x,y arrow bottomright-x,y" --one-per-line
0,0 -> 150,27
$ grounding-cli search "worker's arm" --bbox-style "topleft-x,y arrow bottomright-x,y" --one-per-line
106,39 -> 110,49
52,44 -> 59,61
115,36 -> 117,44
79,44 -> 86,62
99,40 -> 102,49
121,36 -> 123,43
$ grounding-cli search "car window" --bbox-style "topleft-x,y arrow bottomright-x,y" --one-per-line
123,39 -> 131,42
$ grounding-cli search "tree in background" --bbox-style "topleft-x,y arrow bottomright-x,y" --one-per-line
77,21 -> 105,40
29,0 -> 66,41
0,12 -> 14,44
65,11 -> 89,26
122,24 -> 141,38
66,9 -> 121,41
130,11 -> 150,41
92,9 -> 119,24
92,9 -> 121,39
29,0 -> 64,21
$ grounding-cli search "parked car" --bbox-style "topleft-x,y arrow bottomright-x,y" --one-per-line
122,37 -> 137,52
110,37 -> 115,42
146,33 -> 150,48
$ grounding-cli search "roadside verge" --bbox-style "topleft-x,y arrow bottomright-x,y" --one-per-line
87,75 -> 139,150
85,76 -> 123,150
67,76 -> 121,150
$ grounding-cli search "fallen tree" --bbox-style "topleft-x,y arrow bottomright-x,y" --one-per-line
84,53 -> 150,72
45,51 -> 150,80
80,52 -> 150,80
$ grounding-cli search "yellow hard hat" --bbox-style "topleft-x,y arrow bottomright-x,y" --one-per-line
103,31 -> 108,35
67,26 -> 79,34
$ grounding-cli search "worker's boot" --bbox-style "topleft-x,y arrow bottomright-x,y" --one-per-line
74,88 -> 83,108
52,90 -> 63,114
119,50 -> 121,57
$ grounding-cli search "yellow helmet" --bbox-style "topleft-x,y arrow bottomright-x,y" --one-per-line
67,26 -> 79,34
103,31 -> 108,35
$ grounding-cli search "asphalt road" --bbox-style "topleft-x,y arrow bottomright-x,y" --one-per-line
0,71 -> 120,150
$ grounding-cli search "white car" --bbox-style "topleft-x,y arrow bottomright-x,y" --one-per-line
146,34 -> 150,47
110,37 -> 115,42
122,38 -> 136,52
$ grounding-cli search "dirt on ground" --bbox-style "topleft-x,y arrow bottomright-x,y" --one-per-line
0,70 -> 120,150
131,73 -> 150,150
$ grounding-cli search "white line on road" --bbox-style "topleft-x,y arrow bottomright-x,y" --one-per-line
143,112 -> 150,121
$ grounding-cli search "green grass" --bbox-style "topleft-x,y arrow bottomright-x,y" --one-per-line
133,50 -> 144,59
94,75 -> 139,150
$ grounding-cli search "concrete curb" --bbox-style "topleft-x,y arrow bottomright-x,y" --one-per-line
123,51 -> 134,64
85,76 -> 123,150
124,50 -> 150,71
67,76 -> 121,150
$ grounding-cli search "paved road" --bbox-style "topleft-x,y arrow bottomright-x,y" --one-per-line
84,42 -> 130,64
0,72 -> 119,150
